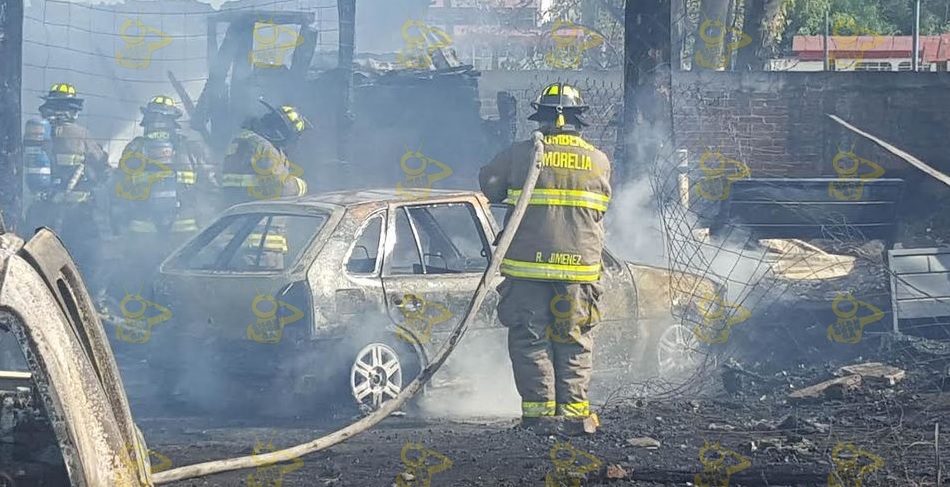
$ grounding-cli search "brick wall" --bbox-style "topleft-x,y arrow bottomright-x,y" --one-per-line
671,71 -> 950,183
479,70 -> 950,186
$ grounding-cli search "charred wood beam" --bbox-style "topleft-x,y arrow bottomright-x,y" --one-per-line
620,0 -> 674,185
0,0 -> 22,231
829,114 -> 950,189
194,20 -> 244,153
289,23 -> 318,82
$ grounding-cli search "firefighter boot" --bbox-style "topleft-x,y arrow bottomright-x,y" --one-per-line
518,416 -> 559,435
558,412 -> 599,437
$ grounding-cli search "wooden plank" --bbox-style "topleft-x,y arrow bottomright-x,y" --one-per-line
719,223 -> 897,240
889,254 -> 931,274
727,201 -> 897,224
893,273 -> 950,300
728,178 -> 905,202
828,114 -> 950,189
896,299 -> 950,320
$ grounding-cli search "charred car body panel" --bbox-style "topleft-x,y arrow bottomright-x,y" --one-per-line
155,189 -> 724,410
0,229 -> 151,486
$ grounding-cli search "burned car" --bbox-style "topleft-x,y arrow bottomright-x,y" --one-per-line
0,228 -> 154,486
148,189 -> 723,414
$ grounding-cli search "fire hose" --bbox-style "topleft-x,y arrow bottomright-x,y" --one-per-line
150,131 -> 546,484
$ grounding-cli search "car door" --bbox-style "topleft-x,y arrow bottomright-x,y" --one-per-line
157,210 -> 331,343
380,200 -> 498,352
3,229 -> 149,486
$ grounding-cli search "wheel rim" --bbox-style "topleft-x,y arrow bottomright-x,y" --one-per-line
657,324 -> 705,378
350,343 -> 403,411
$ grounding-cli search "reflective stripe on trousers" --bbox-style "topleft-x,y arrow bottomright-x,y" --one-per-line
245,233 -> 288,253
505,188 -> 610,212
557,401 -> 590,418
500,258 -> 601,282
522,400 -> 555,418
177,171 -> 196,184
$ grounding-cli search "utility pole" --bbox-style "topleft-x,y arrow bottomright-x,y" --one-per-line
337,0 -> 355,182
619,0 -> 673,185
823,9 -> 830,71
0,0 -> 22,231
913,0 -> 921,71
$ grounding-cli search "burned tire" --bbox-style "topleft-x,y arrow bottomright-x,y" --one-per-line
656,323 -> 709,378
347,337 -> 422,414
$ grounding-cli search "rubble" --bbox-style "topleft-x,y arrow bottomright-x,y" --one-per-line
604,464 -> 630,479
625,437 -> 660,449
835,362 -> 906,386
788,375 -> 862,401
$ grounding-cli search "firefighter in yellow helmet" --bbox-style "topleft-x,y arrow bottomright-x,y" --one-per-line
479,83 -> 611,436
113,95 -> 212,272
24,83 -> 111,286
218,100 -> 309,269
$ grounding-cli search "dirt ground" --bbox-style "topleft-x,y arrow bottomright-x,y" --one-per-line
140,333 -> 949,487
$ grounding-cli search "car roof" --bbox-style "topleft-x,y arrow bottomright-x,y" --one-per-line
235,188 -> 487,211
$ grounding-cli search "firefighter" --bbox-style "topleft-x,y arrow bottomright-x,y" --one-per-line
24,83 -> 110,283
114,95 -> 211,273
218,100 -> 309,269
479,83 -> 611,436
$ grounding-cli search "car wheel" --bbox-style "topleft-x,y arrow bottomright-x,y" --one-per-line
656,323 -> 708,378
349,340 -> 420,414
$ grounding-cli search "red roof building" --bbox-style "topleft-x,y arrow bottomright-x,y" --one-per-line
775,35 -> 950,71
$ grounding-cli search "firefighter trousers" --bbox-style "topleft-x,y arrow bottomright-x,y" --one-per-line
496,279 -> 602,419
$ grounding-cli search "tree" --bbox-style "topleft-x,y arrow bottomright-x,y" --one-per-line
620,0 -> 673,182
779,0 -> 950,53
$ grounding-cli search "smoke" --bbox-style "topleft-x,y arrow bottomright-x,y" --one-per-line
605,176 -> 667,267
417,328 -> 520,419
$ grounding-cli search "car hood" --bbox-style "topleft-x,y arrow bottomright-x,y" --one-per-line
625,260 -> 725,319
0,229 -> 151,486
